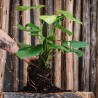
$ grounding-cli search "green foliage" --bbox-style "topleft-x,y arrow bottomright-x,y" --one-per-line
16,5 -> 45,11
39,15 -> 57,24
55,20 -> 72,36
15,5 -> 87,67
57,10 -> 82,24
70,41 -> 88,48
16,43 -> 43,58
47,35 -> 55,41
17,23 -> 40,33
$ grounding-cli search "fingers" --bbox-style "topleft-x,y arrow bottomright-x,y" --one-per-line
22,56 -> 39,64
22,58 -> 31,64
29,56 -> 39,61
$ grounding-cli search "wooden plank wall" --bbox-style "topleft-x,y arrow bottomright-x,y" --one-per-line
89,0 -> 97,92
0,0 -> 98,97
96,0 -> 98,97
21,0 -> 31,87
54,0 -> 62,88
9,0 -> 19,91
64,0 -> 74,90
80,0 -> 91,91
73,0 -> 81,91
0,0 -> 10,94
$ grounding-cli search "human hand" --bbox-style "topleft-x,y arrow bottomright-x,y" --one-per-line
22,56 -> 39,64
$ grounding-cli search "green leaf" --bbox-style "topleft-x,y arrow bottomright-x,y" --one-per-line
32,5 -> 45,9
30,32 -> 39,36
48,42 -> 69,52
57,10 -> 82,24
17,23 -> 40,36
62,41 -> 69,47
75,50 -> 83,57
39,15 -> 57,24
15,44 -> 43,58
16,5 -> 45,11
55,20 -> 72,36
54,16 -> 64,22
25,23 -> 40,33
18,43 -> 31,50
40,36 -> 45,42
16,6 -> 29,11
70,41 -> 87,48
47,35 -> 55,41
17,24 -> 26,31
69,49 -> 83,57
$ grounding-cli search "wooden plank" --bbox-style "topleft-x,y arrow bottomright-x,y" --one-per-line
61,0 -> 66,89
39,0 -> 44,14
80,0 -> 90,91
89,0 -> 97,93
45,0 -> 53,15
45,0 -> 54,84
76,92 -> 95,98
54,0 -> 62,88
32,0 -> 40,45
64,0 -> 74,90
0,0 -> 10,94
22,0 -> 31,87
95,0 -> 98,97
1,92 -> 95,98
73,0 -> 81,91
1,92 -> 82,98
9,0 -> 20,91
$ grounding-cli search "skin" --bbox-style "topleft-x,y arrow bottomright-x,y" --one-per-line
0,29 -> 38,64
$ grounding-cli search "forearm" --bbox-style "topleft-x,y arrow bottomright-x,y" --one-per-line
0,29 -> 19,53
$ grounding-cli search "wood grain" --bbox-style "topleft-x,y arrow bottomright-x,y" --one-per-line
73,0 -> 81,91
89,0 -> 97,93
9,0 -> 20,91
45,0 -> 54,84
0,0 -> 10,94
80,0 -> 90,91
1,92 -> 82,98
0,92 -> 95,98
22,0 -> 31,87
95,0 -> 98,97
54,0 -> 62,88
76,92 -> 95,98
45,0 -> 53,15
32,0 -> 40,45
64,0 -> 74,90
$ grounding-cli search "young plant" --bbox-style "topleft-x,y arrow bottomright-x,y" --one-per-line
15,5 -> 87,67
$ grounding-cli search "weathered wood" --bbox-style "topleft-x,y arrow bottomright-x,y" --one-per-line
39,0 -> 44,14
54,0 -> 62,88
45,0 -> 54,84
64,0 -> 74,90
1,92 -> 82,98
0,0 -> 97,97
0,0 -> 10,94
45,0 -> 53,15
22,0 -> 31,87
61,0 -> 66,89
9,0 -> 20,91
76,92 -> 95,98
80,0 -> 90,91
0,92 -> 95,98
89,0 -> 97,93
95,0 -> 98,97
45,0 -> 54,36
73,0 -> 81,91
32,0 -> 40,45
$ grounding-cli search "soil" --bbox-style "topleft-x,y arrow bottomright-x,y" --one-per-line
21,65 -> 72,93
